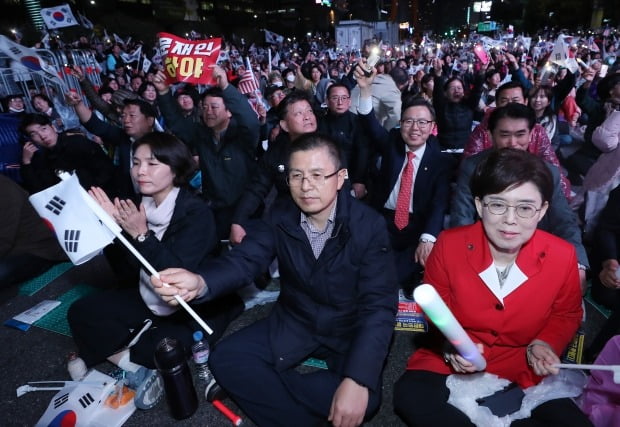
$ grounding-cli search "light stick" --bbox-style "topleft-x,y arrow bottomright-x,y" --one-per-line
213,400 -> 242,426
58,173 -> 213,335
413,284 -> 486,370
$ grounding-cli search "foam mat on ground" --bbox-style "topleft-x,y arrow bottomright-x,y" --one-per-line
585,288 -> 612,319
18,262 -> 73,296
33,284 -> 99,337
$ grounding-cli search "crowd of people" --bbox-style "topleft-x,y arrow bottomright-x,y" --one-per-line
1,23 -> 620,425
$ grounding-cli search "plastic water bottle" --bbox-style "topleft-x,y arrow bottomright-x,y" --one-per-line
191,331 -> 211,381
67,352 -> 87,381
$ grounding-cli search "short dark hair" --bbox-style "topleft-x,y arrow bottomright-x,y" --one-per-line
276,90 -> 313,120
137,82 -> 156,98
401,97 -> 436,121
470,148 -> 553,204
132,132 -> 196,187
123,98 -> 157,119
31,93 -> 52,107
286,132 -> 342,170
488,103 -> 535,133
389,66 -> 408,87
495,81 -> 526,102
19,113 -> 53,135
326,83 -> 350,99
443,76 -> 464,91
200,87 -> 227,108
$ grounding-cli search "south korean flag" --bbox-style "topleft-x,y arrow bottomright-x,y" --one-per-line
29,173 -> 116,265
40,4 -> 79,30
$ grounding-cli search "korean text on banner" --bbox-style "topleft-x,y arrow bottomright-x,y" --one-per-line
29,174 -> 116,265
158,32 -> 221,85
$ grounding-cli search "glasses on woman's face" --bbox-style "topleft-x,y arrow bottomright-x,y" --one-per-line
286,170 -> 340,187
483,200 -> 542,219
400,118 -> 433,130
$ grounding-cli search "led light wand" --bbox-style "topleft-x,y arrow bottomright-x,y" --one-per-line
414,284 -> 487,370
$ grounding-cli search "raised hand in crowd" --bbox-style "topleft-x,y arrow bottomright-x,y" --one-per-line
152,70 -> 170,95
210,64 -> 229,90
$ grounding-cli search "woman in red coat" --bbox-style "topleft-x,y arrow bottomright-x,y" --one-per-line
393,148 -> 591,426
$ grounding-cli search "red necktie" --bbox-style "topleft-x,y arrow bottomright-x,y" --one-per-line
394,151 -> 415,230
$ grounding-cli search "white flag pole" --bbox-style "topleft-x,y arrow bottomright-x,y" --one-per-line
58,173 -> 213,335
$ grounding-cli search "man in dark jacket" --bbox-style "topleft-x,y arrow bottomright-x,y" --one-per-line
152,134 -> 398,427
19,113 -> 117,195
153,66 -> 260,240
318,83 -> 370,199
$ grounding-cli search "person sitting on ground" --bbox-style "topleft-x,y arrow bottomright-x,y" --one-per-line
451,104 -> 589,292
393,148 -> 588,426
66,90 -> 157,198
462,81 -> 572,200
151,133 -> 398,426
31,93 -> 64,132
228,91 -> 318,245
0,174 -> 67,287
19,113 -> 117,195
68,132 -> 244,410
153,66 -> 260,240
584,185 -> 620,361
355,63 -> 453,298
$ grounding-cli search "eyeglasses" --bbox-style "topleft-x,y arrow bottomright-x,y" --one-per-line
482,200 -> 542,219
286,170 -> 340,187
329,95 -> 350,102
401,118 -> 433,129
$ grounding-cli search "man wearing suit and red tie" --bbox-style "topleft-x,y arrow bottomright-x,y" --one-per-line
354,64 -> 453,298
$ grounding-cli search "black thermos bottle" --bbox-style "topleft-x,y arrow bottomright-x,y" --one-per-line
154,337 -> 198,420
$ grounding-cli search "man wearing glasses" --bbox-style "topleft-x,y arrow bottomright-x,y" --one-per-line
354,65 -> 453,299
451,103 -> 589,292
318,84 -> 370,199
152,133 -> 398,427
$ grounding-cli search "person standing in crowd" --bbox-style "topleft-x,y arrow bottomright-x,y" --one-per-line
150,133 -> 398,427
394,148 -> 588,426
153,66 -> 260,241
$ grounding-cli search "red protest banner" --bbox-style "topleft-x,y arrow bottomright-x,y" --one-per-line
157,32 -> 221,84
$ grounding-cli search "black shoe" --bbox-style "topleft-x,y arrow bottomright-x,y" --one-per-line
205,378 -> 228,402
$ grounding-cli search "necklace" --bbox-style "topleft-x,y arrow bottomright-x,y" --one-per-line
495,262 -> 514,289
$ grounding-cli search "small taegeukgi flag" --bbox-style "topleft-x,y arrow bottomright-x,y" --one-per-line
29,173 -> 117,265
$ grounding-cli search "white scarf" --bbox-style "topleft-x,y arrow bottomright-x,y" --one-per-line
138,187 -> 180,316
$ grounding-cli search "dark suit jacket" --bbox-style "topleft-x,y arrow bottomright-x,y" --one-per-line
359,110 -> 452,250
197,189 -> 398,392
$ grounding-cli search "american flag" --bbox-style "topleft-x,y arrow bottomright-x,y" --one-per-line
238,70 -> 259,94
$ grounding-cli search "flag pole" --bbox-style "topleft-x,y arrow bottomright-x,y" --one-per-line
59,174 -> 214,335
